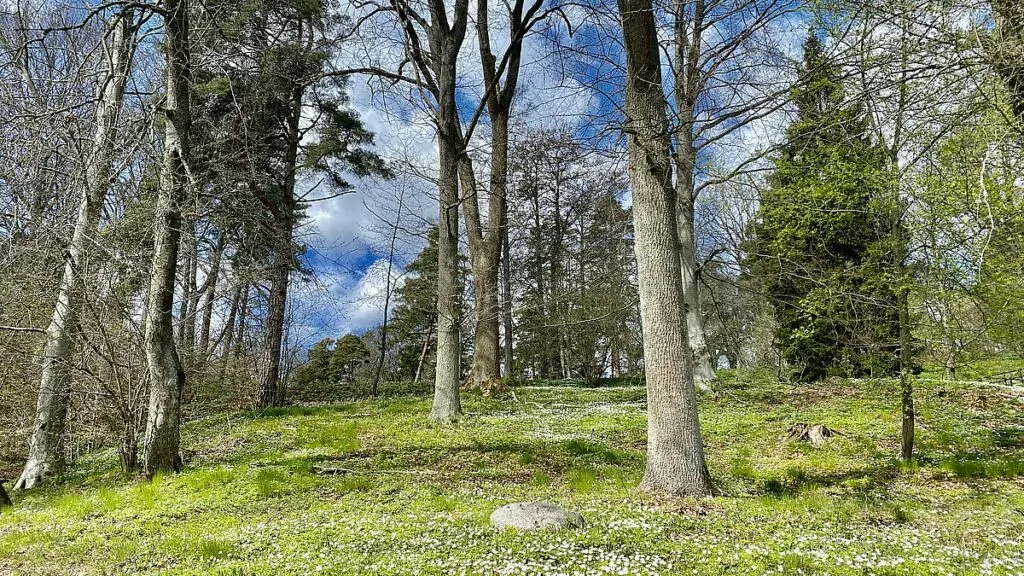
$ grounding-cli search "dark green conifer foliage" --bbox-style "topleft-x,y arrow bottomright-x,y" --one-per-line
751,29 -> 900,382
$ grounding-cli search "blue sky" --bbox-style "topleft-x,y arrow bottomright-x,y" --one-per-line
292,0 -> 805,347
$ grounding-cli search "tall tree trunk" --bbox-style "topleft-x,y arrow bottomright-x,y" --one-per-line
177,225 -> 198,354
373,189 -> 405,395
501,226 -> 514,378
618,0 -> 714,496
431,34 -> 465,422
677,195 -> 717,390
15,10 -> 136,490
255,78 -> 302,408
142,0 -> 191,477
234,284 -> 250,358
459,0 -> 537,386
470,254 -> 501,384
672,0 -> 717,392
256,254 -> 289,407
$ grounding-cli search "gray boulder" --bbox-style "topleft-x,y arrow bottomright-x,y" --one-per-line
490,501 -> 584,531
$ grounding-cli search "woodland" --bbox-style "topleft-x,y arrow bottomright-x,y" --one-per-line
1,0 -> 1024,573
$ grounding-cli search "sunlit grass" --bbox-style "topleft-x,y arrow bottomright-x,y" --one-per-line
1,374 -> 1022,575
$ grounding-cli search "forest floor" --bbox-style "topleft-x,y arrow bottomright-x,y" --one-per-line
2,373 -> 1024,575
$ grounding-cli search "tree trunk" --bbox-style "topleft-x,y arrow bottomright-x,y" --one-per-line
255,76 -> 302,409
501,226 -> 514,378
899,283 -> 914,462
677,196 -> 718,391
672,0 -> 717,393
373,189 -> 404,395
196,233 -> 225,365
180,227 -> 200,357
431,34 -> 464,422
256,256 -> 289,408
414,314 -> 435,384
217,284 -> 242,383
432,96 -> 464,420
142,0 -> 190,477
618,0 -> 714,496
16,10 -> 136,490
470,257 -> 501,384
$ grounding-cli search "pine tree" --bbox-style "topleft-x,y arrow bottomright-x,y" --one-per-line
751,29 -> 900,382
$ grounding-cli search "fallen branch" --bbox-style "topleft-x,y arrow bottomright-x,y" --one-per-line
0,325 -> 46,334
312,466 -> 355,476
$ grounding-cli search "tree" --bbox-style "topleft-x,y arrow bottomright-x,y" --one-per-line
142,0 -> 192,476
750,30 -> 900,382
457,0 -> 546,387
331,334 -> 371,382
291,338 -> 336,388
391,229 -> 440,382
666,0 -> 793,392
15,8 -> 138,489
617,0 -> 714,495
505,128 -> 641,380
189,0 -> 387,408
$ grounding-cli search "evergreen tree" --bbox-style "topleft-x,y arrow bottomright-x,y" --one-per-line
331,334 -> 370,382
751,30 -> 900,382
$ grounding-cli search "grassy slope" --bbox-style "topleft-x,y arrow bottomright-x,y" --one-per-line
2,374 -> 1024,575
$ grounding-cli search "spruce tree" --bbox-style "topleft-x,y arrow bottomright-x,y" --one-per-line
751,29 -> 900,382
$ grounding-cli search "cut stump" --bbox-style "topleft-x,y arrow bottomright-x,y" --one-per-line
784,423 -> 841,447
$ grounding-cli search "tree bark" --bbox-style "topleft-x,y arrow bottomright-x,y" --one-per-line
373,188 -> 405,395
16,10 -> 136,490
142,0 -> 191,477
429,4 -> 469,421
899,282 -> 914,462
672,0 -> 717,392
431,96 -> 463,420
256,253 -> 289,408
501,225 -> 514,377
458,0 -> 540,385
217,283 -> 242,383
618,0 -> 714,496
255,76 -> 302,409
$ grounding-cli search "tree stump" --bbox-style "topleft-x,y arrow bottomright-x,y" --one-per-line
784,423 -> 840,447
0,481 -> 11,509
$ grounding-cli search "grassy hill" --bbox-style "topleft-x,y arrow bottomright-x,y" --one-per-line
2,374 -> 1024,575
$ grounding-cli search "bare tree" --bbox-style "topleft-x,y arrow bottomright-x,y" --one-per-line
15,8 -> 138,489
617,0 -> 713,495
142,0 -> 192,476
456,0 -> 546,386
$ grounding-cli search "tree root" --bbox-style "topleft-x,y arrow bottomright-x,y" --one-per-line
784,423 -> 843,447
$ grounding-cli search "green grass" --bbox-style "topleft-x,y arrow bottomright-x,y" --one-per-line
2,376 -> 1024,575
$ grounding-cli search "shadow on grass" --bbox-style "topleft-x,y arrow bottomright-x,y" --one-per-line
756,462 -> 903,497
